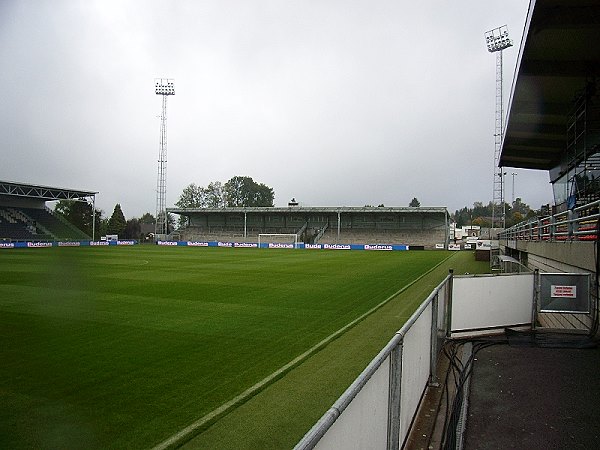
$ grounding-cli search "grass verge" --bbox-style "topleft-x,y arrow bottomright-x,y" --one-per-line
0,247 -> 471,449
180,251 -> 489,449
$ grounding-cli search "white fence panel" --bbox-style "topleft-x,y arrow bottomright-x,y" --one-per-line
437,284 -> 447,332
398,302 -> 433,447
314,356 -> 391,450
451,274 -> 533,332
296,275 -> 452,450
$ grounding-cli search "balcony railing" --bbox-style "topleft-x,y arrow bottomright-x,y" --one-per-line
295,271 -> 537,449
499,200 -> 600,242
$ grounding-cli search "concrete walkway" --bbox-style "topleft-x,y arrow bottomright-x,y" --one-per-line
465,337 -> 600,449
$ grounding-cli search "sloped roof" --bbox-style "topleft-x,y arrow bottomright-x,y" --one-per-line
500,0 -> 600,170
0,180 -> 97,201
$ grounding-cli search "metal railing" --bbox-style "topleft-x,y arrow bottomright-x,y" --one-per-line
295,270 -> 540,450
499,199 -> 600,242
295,275 -> 450,450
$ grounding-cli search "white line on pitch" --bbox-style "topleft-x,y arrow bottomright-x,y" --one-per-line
152,253 -> 454,450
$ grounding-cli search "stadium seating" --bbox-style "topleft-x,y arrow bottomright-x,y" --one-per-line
21,207 -> 89,240
0,221 -> 38,240
176,209 -> 449,248
180,225 -> 302,243
178,224 -> 446,248
0,206 -> 89,241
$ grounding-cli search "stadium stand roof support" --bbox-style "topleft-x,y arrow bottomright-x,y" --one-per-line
168,206 -> 449,215
0,180 -> 97,201
500,0 -> 600,171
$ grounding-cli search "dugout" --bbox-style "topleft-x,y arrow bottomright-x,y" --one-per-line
168,206 -> 450,249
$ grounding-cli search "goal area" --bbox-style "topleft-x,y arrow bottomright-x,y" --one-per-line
258,233 -> 299,248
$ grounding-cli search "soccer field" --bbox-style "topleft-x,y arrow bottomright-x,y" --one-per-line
0,246 -> 458,449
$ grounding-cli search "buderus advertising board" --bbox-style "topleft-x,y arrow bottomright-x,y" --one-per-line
0,240 -> 138,249
155,241 -> 409,251
0,239 -> 408,251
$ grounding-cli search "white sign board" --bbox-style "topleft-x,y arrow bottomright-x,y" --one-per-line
550,285 -> 577,298
476,240 -> 491,250
540,274 -> 590,313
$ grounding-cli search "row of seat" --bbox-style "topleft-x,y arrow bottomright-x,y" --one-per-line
179,227 -> 445,247
0,207 -> 88,241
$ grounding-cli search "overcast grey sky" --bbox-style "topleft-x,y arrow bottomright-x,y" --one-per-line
0,0 -> 552,219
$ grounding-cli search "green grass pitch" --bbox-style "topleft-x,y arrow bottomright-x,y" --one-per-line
0,246 -> 462,449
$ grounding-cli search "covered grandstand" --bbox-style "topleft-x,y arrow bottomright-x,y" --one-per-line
498,0 -> 600,332
168,206 -> 450,249
0,180 -> 96,242
500,0 -> 600,211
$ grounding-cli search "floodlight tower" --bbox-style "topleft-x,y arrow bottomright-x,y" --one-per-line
154,78 -> 175,238
485,25 -> 512,229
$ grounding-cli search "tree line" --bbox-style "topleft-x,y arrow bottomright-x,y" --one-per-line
53,176 -> 275,239
175,176 -> 274,209
175,176 -> 274,227
54,201 -> 157,240
53,175 -> 543,240
452,197 -> 542,228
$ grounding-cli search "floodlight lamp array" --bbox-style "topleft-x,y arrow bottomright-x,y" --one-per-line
155,78 -> 175,95
485,26 -> 513,53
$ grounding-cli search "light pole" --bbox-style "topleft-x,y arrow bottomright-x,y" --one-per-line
154,78 -> 175,239
485,25 -> 513,229
499,171 -> 507,229
511,172 -> 517,206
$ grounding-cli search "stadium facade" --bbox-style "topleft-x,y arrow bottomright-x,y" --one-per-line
498,0 -> 600,333
168,206 -> 450,249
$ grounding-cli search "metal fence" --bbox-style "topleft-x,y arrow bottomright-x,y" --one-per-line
499,200 -> 599,242
295,272 -> 537,450
295,275 -> 450,450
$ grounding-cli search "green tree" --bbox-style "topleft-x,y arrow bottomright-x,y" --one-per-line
224,176 -> 274,207
139,212 -> 155,224
97,217 -> 108,238
512,211 -> 524,224
409,197 -> 421,207
472,216 -> 491,227
453,206 -> 472,227
472,201 -> 492,218
124,218 -> 141,239
54,200 -> 102,238
107,204 -> 127,236
175,183 -> 205,209
452,199 -> 538,228
511,197 -> 531,215
175,184 -> 205,227
204,181 -> 225,207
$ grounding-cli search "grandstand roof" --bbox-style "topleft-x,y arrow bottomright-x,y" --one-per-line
0,180 -> 97,201
500,0 -> 600,170
168,206 -> 448,215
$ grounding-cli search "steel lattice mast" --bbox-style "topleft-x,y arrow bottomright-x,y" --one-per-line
485,26 -> 512,229
154,78 -> 175,238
